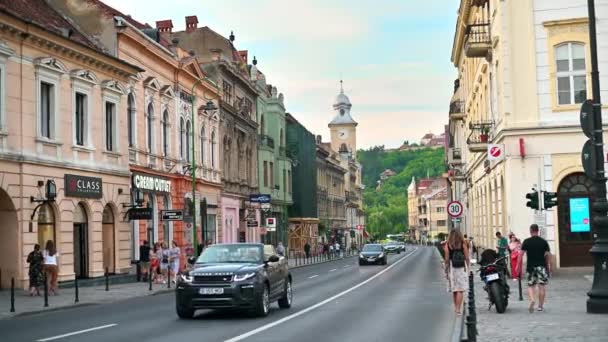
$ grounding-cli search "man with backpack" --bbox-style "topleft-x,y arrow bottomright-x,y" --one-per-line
443,229 -> 470,315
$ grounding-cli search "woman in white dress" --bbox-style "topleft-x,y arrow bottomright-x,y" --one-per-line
443,229 -> 470,315
169,240 -> 181,284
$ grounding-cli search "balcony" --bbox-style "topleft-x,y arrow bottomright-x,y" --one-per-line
448,167 -> 466,182
467,121 -> 493,153
447,147 -> 463,165
259,135 -> 275,149
464,23 -> 491,58
449,100 -> 466,121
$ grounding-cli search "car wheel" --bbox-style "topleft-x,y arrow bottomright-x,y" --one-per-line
398,251 -> 401,254
176,305 -> 195,319
278,278 -> 292,309
253,284 -> 270,317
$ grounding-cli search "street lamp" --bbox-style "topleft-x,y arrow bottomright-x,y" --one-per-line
190,79 -> 218,256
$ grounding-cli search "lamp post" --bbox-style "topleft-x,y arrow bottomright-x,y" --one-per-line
585,0 -> 608,314
190,79 -> 218,256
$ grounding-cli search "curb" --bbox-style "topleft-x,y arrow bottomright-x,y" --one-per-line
450,311 -> 465,342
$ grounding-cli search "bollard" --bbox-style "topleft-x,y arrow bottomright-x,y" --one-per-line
10,277 -> 15,312
148,268 -> 153,291
105,267 -> 109,291
466,271 -> 477,342
136,262 -> 141,282
518,275 -> 523,301
167,271 -> 171,289
43,273 -> 49,307
74,277 -> 79,303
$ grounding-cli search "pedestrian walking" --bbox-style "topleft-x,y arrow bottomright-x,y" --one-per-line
496,231 -> 510,277
520,224 -> 551,313
160,242 -> 170,284
139,240 -> 151,282
151,242 -> 161,284
27,244 -> 44,296
335,242 -> 341,258
169,241 -> 181,284
43,240 -> 59,295
304,242 -> 311,259
329,243 -> 334,258
508,233 -> 522,281
443,229 -> 469,315
277,242 -> 285,257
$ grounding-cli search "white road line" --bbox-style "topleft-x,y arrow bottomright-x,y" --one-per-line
225,247 -> 419,342
308,275 -> 319,279
343,265 -> 350,268
37,324 -> 117,342
329,269 -> 337,272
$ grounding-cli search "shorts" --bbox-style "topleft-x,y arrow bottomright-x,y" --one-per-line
160,262 -> 169,271
171,261 -> 180,273
140,261 -> 150,270
527,266 -> 549,286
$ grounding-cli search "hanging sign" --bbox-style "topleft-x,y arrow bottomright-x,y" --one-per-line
161,210 -> 183,221
128,208 -> 152,221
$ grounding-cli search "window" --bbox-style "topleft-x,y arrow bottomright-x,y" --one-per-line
162,110 -> 169,156
201,126 -> 205,165
437,220 -> 447,227
147,103 -> 154,152
556,42 -> 587,105
222,82 -> 233,105
280,129 -> 284,147
179,118 -> 185,159
74,92 -> 86,146
244,98 -> 253,116
270,162 -> 274,188
260,115 -> 265,135
263,161 -> 268,187
436,207 -> 445,213
288,171 -> 292,193
127,93 -> 135,147
40,82 -> 53,139
185,120 -> 191,163
211,130 -> 216,168
105,102 -> 116,151
282,168 -> 286,191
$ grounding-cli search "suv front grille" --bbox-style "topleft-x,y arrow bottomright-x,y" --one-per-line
193,275 -> 233,283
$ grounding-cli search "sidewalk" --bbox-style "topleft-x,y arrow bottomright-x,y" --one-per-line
0,280 -> 172,320
475,267 -> 608,341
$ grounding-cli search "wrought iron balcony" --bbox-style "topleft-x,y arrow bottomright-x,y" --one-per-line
464,22 -> 491,58
467,121 -> 493,153
259,135 -> 275,149
449,100 -> 466,121
447,147 -> 463,165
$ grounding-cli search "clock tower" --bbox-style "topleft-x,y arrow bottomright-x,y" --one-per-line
329,80 -> 358,158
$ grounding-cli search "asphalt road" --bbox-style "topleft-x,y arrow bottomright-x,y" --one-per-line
1,246 -> 457,342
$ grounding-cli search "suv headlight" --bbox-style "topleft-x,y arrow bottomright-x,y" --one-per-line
179,273 -> 193,283
378,253 -> 384,258
359,253 -> 364,258
234,272 -> 257,282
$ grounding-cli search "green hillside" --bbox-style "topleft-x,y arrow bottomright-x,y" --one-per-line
357,146 -> 446,238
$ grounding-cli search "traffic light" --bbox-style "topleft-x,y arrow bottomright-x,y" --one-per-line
543,191 -> 558,209
526,191 -> 539,210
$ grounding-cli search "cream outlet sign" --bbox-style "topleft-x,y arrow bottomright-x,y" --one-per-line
132,173 -> 171,193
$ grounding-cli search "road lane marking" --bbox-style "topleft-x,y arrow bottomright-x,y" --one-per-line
37,324 -> 117,342
308,275 -> 319,279
343,265 -> 350,268
329,269 -> 337,272
225,247 -> 419,342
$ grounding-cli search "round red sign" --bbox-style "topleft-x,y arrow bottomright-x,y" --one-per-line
490,146 -> 502,158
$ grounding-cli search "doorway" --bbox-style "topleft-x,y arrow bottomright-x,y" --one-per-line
102,205 -> 115,274
73,203 -> 88,278
557,173 -> 595,267
0,188 -> 18,289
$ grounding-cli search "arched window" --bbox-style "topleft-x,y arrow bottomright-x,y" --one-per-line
185,120 -> 192,163
201,126 -> 206,166
37,203 -> 55,246
127,93 -> 135,147
280,128 -> 284,147
260,115 -> 265,135
162,110 -> 169,156
211,130 -> 216,168
179,118 -> 185,160
555,42 -> 586,105
147,103 -> 154,152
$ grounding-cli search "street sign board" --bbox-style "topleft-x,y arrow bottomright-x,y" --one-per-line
247,220 -> 258,228
161,210 -> 183,221
249,194 -> 271,203
580,99 -> 595,138
451,218 -> 462,223
582,139 -> 596,177
447,201 -> 464,218
128,208 -> 152,221
266,217 -> 276,228
266,227 -> 276,232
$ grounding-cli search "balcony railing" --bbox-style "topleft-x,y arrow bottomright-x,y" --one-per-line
449,100 -> 466,121
447,147 -> 463,165
467,121 -> 493,153
259,135 -> 275,149
464,22 -> 491,58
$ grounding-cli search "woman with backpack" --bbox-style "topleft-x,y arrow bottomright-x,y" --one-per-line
443,229 -> 470,315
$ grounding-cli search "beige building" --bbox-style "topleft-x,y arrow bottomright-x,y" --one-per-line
0,1 -> 141,287
447,0 -> 608,267
407,177 -> 449,242
316,139 -> 347,240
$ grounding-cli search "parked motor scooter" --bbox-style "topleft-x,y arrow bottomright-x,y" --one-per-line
479,255 -> 510,313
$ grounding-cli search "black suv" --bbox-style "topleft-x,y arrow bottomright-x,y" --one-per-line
176,243 -> 292,318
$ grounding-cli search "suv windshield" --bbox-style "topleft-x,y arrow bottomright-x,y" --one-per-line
196,244 -> 263,264
362,244 -> 382,252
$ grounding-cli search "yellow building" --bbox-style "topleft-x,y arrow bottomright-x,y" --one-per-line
407,177 -> 449,242
447,0 -> 607,267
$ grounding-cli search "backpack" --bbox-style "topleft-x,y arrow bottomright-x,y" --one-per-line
451,248 -> 466,268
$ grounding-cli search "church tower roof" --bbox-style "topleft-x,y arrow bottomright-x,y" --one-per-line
329,80 -> 357,126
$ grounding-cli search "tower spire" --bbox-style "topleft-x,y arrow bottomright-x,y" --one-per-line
340,79 -> 344,94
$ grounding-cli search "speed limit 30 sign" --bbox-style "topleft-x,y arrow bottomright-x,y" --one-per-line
447,201 -> 464,218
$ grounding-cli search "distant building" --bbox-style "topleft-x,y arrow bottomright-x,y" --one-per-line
407,177 -> 448,242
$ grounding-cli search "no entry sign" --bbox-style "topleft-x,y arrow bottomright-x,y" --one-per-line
487,144 -> 504,161
447,201 -> 464,218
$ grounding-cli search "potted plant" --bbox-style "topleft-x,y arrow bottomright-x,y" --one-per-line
479,126 -> 490,143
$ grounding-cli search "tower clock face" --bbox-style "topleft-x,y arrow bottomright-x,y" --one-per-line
340,108 -> 345,115
338,129 -> 349,140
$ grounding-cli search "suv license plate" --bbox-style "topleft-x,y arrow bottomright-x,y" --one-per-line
486,273 -> 499,281
200,288 -> 224,295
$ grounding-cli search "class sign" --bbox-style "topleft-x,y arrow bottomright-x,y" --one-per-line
64,174 -> 103,199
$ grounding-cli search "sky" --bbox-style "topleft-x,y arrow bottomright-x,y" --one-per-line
102,0 -> 459,149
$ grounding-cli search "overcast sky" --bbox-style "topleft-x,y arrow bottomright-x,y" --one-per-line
102,0 -> 458,149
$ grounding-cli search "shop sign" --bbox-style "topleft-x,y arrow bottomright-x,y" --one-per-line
132,173 -> 171,193
250,194 -> 271,203
161,210 -> 183,221
128,208 -> 152,221
64,174 -> 103,199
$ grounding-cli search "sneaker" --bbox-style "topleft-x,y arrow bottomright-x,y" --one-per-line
529,301 -> 535,313
537,307 -> 544,312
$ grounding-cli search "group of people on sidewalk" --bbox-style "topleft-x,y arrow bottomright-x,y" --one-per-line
138,240 -> 181,285
26,240 -> 59,296
442,223 -> 552,315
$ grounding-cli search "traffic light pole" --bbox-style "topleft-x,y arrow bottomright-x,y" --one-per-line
586,0 -> 608,314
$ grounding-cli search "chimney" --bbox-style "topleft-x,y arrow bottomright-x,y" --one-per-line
155,19 -> 173,33
238,50 -> 248,64
185,15 -> 198,33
